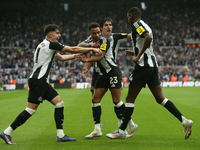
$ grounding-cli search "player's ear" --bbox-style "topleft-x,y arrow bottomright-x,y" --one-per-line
48,32 -> 52,38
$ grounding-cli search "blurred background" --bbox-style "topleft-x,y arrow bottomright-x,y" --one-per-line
0,0 -> 199,88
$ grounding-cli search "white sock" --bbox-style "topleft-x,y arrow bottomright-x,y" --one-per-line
4,126 -> 13,135
118,119 -> 122,127
161,98 -> 168,106
115,101 -> 123,107
95,123 -> 101,131
57,129 -> 65,138
181,116 -> 187,125
128,119 -> 135,127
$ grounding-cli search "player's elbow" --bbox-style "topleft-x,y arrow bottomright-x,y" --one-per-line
147,35 -> 152,42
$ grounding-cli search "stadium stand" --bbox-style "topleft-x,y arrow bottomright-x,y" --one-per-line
0,0 -> 199,85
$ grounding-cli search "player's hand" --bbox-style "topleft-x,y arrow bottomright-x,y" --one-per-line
133,56 -> 140,64
91,42 -> 100,48
124,50 -> 134,56
76,54 -> 87,62
92,48 -> 102,56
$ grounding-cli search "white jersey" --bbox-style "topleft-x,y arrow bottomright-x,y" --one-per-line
131,19 -> 158,67
29,39 -> 64,82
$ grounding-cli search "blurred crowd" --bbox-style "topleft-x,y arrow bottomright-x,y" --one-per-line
0,1 -> 200,85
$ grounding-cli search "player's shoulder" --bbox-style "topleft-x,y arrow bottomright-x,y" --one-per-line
85,36 -> 93,43
100,36 -> 110,43
133,19 -> 147,28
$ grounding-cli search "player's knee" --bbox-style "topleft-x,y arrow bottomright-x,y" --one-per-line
25,107 -> 36,115
92,97 -> 100,103
55,101 -> 64,108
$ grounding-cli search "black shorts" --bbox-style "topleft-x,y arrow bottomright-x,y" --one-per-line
91,71 -> 99,92
129,65 -> 160,88
95,67 -> 122,90
28,78 -> 58,105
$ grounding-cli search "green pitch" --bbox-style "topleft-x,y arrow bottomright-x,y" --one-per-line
0,87 -> 199,150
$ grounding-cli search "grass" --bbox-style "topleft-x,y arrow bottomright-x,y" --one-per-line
0,87 -> 199,150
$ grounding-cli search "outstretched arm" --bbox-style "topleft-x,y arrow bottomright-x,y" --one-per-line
77,41 -> 100,48
55,53 -> 77,61
77,51 -> 106,63
61,46 -> 102,56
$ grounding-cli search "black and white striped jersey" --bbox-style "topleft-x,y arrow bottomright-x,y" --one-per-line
29,39 -> 64,82
85,33 -> 127,75
131,19 -> 158,67
84,35 -> 110,75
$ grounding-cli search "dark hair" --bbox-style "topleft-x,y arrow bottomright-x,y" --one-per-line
44,24 -> 60,35
128,7 -> 141,16
88,22 -> 101,31
99,17 -> 113,27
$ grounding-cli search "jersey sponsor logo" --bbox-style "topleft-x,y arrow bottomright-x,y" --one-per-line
100,43 -> 107,51
136,26 -> 145,35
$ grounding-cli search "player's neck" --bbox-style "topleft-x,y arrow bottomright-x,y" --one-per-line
102,33 -> 111,38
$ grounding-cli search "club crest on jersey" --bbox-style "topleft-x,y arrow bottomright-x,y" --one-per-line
100,43 -> 107,51
136,26 -> 145,35
38,96 -> 43,102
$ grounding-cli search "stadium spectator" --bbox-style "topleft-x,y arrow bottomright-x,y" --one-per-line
0,0 -> 200,85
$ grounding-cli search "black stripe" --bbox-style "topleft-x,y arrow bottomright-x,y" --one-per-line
144,53 -> 149,67
151,55 -> 156,67
35,48 -> 40,63
135,47 -> 139,56
97,61 -> 107,75
32,66 -> 42,79
43,52 -> 56,79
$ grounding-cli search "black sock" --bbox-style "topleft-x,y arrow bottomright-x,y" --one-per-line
164,100 -> 183,122
120,107 -> 134,130
10,110 -> 32,130
114,103 -> 125,119
92,106 -> 101,124
54,107 -> 64,129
